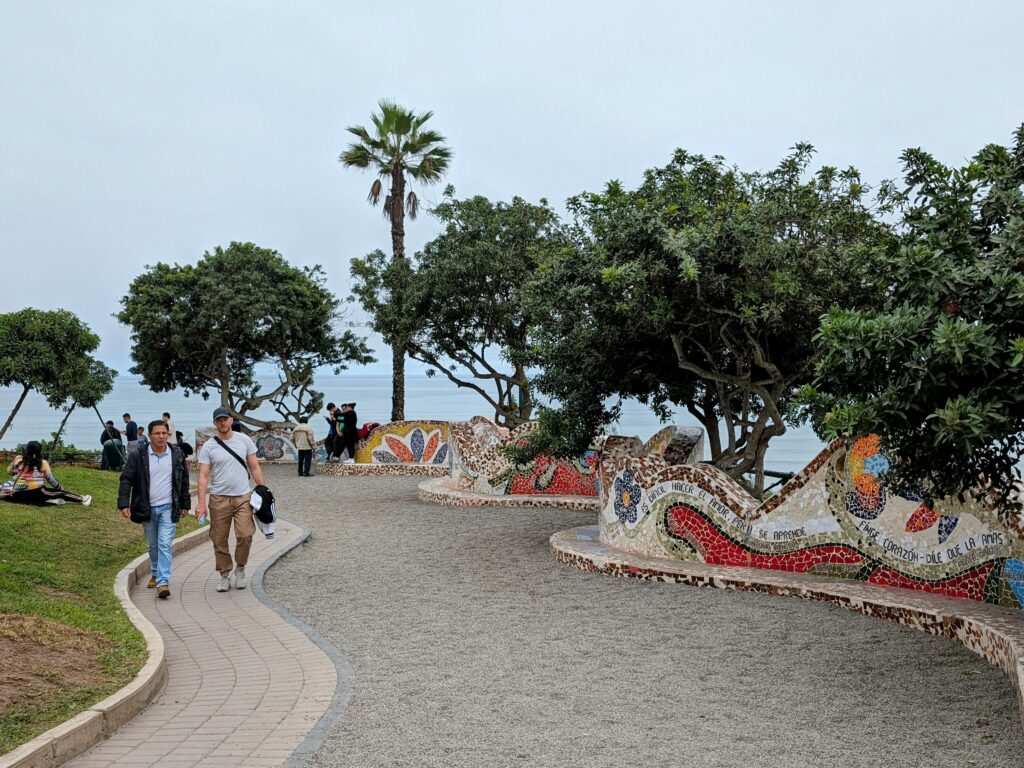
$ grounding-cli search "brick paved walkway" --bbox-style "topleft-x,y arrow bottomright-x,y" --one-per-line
65,520 -> 338,768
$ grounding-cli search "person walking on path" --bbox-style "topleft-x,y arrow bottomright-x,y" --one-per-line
1,441 -> 92,506
122,413 -> 139,453
118,420 -> 191,599
195,406 -> 265,592
292,416 -> 315,477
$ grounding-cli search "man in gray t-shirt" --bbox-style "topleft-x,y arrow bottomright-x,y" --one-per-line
195,407 -> 266,592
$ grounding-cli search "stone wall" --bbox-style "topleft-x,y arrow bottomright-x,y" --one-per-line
599,432 -> 1024,609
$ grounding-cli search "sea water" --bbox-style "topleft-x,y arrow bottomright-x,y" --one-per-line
0,375 -> 825,475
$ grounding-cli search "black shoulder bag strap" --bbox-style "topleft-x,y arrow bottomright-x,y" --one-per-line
214,437 -> 250,477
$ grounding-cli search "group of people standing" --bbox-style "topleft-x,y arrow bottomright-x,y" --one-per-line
326,402 -> 359,464
290,402 -> 360,477
100,412 -> 189,470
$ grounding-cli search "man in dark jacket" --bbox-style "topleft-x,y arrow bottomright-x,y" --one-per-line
118,420 -> 191,599
100,420 -> 125,470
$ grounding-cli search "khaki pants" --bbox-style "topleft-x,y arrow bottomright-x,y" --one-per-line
209,493 -> 255,575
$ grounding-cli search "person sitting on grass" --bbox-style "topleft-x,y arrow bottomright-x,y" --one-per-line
0,441 -> 92,506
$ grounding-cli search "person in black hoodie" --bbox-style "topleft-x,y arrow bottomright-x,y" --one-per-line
341,403 -> 358,464
118,420 -> 191,599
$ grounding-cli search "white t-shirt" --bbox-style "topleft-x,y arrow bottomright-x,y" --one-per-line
199,433 -> 258,496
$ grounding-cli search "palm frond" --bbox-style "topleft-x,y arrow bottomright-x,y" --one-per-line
409,129 -> 448,150
409,148 -> 453,181
411,111 -> 435,132
340,144 -> 374,169
382,194 -> 394,221
346,125 -> 374,144
368,178 -> 383,206
407,190 -> 419,220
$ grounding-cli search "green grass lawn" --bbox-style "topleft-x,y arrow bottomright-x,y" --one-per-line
0,466 -> 199,753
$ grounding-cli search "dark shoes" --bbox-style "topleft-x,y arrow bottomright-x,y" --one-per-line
148,575 -> 158,588
157,584 -> 170,599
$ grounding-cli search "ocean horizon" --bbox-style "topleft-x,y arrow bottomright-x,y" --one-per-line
0,374 -> 826,476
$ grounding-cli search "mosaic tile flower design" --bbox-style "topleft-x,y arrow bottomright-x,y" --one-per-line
256,435 -> 287,460
372,427 -> 448,465
613,468 -> 642,525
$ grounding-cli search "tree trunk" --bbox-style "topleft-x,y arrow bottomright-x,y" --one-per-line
389,165 -> 407,421
52,402 -> 77,444
390,166 -> 406,261
0,383 -> 30,442
391,340 -> 405,421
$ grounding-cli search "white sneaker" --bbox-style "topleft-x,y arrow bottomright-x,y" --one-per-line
234,567 -> 247,590
344,459 -> 355,464
81,495 -> 92,507
216,574 -> 231,592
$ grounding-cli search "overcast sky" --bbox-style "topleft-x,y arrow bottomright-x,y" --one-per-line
2,1 -> 1022,376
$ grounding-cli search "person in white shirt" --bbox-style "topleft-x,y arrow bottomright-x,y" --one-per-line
162,412 -> 177,441
195,407 -> 265,592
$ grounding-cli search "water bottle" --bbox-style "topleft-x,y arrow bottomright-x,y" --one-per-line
196,510 -> 209,526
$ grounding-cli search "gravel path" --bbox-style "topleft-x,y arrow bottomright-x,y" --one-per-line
262,466 -> 1023,768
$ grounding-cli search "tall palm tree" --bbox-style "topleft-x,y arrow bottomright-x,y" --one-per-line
340,99 -> 452,421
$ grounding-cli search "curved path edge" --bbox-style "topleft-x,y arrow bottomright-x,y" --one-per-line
0,526 -> 212,768
2,518 -> 354,768
248,519 -> 353,768
552,524 -> 1024,736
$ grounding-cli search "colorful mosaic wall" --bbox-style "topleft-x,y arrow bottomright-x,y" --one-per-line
448,418 -> 605,497
195,427 -> 309,462
599,433 -> 1024,609
354,421 -> 450,465
195,421 -> 451,466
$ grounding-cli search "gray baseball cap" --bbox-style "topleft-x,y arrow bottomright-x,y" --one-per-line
212,406 -> 232,420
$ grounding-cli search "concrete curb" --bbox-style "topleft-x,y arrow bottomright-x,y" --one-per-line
0,525 -> 211,768
248,518 -> 354,767
551,524 -> 1024,737
417,476 -> 599,510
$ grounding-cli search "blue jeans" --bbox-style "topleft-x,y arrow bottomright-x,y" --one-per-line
143,503 -> 176,586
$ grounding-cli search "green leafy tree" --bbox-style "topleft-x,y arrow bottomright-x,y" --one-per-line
118,242 -> 372,430
526,146 -> 890,493
352,190 -> 558,426
50,359 -> 117,445
0,308 -> 113,442
340,99 -> 452,421
806,126 -> 1024,513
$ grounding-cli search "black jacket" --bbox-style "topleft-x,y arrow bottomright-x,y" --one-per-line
118,444 -> 191,523
342,410 -> 358,435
